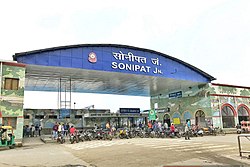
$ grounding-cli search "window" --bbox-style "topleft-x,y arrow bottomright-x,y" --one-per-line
35,115 -> 44,119
238,106 -> 249,123
2,117 -> 17,129
222,105 -> 235,128
24,115 -> 30,119
4,78 -> 19,90
48,115 -> 57,119
75,115 -> 82,119
238,106 -> 248,116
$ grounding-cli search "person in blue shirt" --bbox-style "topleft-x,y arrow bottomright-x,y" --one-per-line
187,120 -> 191,128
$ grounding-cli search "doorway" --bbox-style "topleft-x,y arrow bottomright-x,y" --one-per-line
163,113 -> 171,127
221,105 -> 235,128
195,110 -> 206,127
238,105 -> 249,123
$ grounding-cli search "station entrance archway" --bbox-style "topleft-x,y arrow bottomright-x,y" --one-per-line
13,44 -> 215,108
13,44 -> 215,129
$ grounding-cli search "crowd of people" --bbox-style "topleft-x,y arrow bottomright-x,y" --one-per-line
52,122 -> 77,140
23,119 -> 206,141
23,124 -> 42,137
146,120 -> 196,140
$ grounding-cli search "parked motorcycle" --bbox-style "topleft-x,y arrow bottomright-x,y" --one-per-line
118,128 -> 130,139
236,124 -> 242,134
237,128 -> 242,134
190,129 -> 204,137
103,129 -> 113,140
84,130 -> 94,141
78,131 -> 87,142
57,132 -> 65,144
196,129 -> 204,137
135,128 -> 146,138
69,132 -> 79,144
168,129 -> 181,138
96,129 -> 105,140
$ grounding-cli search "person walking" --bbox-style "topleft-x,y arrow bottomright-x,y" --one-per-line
148,121 -> 152,130
58,123 -> 62,136
106,122 -> 111,131
170,123 -> 175,133
185,123 -> 190,140
158,121 -> 162,132
35,124 -> 39,137
26,125 -> 30,137
31,125 -> 35,137
164,122 -> 168,130
52,122 -> 58,140
65,123 -> 70,137
61,123 -> 65,136
38,124 -> 42,136
69,125 -> 76,135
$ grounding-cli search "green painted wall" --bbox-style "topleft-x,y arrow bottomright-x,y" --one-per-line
150,83 -> 250,128
0,63 -> 25,142
150,84 -> 212,126
209,84 -> 250,128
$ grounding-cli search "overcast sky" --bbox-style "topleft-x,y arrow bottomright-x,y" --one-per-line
0,0 -> 249,111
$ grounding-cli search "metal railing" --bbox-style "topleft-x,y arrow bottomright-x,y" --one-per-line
238,134 -> 250,158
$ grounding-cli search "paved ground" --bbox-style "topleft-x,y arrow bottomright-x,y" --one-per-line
64,134 -> 250,167
0,137 -> 90,167
0,134 -> 249,167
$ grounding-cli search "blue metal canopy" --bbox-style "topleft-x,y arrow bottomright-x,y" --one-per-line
13,44 -> 215,97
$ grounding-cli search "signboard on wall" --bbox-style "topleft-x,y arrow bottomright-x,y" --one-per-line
173,118 -> 181,124
119,108 -> 140,114
149,109 -> 156,120
169,91 -> 182,98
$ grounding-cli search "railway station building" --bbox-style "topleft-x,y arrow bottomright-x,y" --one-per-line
0,44 -> 249,144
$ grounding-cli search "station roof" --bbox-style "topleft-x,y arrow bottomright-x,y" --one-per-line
13,44 -> 215,97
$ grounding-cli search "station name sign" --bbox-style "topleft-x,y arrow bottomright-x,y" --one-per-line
169,91 -> 182,98
111,51 -> 163,75
119,108 -> 140,114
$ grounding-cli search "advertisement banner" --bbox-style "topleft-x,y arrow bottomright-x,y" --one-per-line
173,118 -> 180,125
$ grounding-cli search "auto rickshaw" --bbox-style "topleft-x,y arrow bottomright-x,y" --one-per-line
0,126 -> 15,149
240,121 -> 250,133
